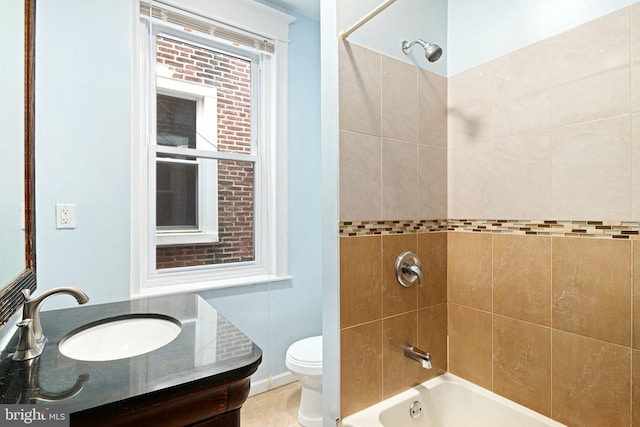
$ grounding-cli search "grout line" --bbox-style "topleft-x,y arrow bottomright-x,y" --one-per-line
630,238 -> 634,427
549,236 -> 554,420
490,232 -> 494,392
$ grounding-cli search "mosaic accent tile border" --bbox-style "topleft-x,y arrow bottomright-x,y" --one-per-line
340,219 -> 640,239
339,220 -> 448,236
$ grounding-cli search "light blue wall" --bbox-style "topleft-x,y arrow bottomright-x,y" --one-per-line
448,0 -> 639,75
34,0 -> 321,385
36,0 -> 132,306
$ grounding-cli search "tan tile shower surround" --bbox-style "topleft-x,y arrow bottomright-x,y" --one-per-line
340,224 -> 640,426
338,3 -> 640,427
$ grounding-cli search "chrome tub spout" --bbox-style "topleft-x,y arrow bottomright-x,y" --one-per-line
403,345 -> 432,369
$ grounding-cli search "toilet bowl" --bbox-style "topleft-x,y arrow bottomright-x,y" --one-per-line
286,336 -> 322,427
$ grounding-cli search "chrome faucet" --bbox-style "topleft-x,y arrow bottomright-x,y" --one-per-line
403,345 -> 432,369
13,287 -> 89,361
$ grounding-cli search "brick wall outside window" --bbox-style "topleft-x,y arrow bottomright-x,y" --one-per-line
155,36 -> 255,269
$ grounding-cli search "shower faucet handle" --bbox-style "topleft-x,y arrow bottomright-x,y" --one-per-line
395,251 -> 423,288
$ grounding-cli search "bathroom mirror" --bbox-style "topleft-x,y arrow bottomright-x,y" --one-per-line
0,0 -> 36,328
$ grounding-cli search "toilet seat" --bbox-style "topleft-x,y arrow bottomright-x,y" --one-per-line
286,336 -> 322,376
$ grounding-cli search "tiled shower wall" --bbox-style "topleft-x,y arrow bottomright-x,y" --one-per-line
448,231 -> 639,427
338,39 -> 448,417
445,4 -> 640,427
339,3 -> 640,426
448,5 -> 640,220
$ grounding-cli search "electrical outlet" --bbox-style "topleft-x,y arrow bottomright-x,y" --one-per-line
56,204 -> 76,229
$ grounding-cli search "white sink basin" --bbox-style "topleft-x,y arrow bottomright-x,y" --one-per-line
59,315 -> 182,361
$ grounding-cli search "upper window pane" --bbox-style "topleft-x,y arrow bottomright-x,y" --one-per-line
156,36 -> 253,154
157,94 -> 197,148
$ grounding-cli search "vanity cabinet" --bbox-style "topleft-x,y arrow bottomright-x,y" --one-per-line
72,373 -> 253,427
0,294 -> 262,427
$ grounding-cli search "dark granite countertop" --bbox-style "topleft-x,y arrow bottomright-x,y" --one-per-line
0,293 -> 262,414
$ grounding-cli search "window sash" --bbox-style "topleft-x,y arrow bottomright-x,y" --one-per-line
148,145 -> 262,274
150,24 -> 262,154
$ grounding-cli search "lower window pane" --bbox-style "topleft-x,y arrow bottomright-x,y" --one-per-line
156,159 -> 255,269
156,161 -> 198,228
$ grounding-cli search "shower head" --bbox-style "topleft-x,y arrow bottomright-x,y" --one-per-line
402,39 -> 443,62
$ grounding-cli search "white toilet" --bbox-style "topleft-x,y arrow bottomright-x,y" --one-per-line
285,336 -> 322,427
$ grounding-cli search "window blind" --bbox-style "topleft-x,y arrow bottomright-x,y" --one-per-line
140,1 -> 276,54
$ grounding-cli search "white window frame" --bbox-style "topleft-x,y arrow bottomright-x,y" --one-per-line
155,76 -> 219,246
131,0 -> 293,297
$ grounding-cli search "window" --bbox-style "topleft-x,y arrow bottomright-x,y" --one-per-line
155,75 -> 219,246
133,1 -> 292,295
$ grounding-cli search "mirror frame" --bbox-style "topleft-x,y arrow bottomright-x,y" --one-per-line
0,0 -> 36,327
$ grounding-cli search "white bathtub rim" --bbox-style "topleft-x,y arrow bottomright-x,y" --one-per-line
340,373 -> 566,427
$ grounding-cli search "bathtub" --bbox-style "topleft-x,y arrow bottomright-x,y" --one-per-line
341,373 -> 566,427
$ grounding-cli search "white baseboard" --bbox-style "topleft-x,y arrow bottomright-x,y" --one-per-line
249,371 -> 297,396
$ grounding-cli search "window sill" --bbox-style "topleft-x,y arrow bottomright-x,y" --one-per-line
133,273 -> 293,298
156,232 -> 219,246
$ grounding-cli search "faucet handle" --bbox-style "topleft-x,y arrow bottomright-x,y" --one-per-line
13,318 -> 45,361
15,319 -> 35,351
395,251 -> 423,288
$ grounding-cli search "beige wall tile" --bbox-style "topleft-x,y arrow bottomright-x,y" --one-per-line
382,139 -> 418,220
632,113 -> 640,219
417,304 -> 447,383
552,237 -> 631,346
551,116 -> 631,220
340,236 -> 382,328
340,321 -> 383,418
551,68 -> 630,128
418,69 -> 447,147
382,312 -> 418,398
552,330 -> 631,427
417,232 -> 447,308
381,56 -> 417,142
417,145 -> 447,220
493,40 -> 551,97
448,304 -> 492,390
492,40 -> 552,137
447,232 -> 492,311
382,234 -> 418,317
448,141 -> 494,219
493,316 -> 551,417
493,89 -> 552,139
633,3 -> 640,113
448,63 -> 493,144
491,131 -> 552,219
493,234 -> 551,326
551,8 -> 630,85
339,131 -> 382,221
549,3 -> 629,129
338,41 -> 381,136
